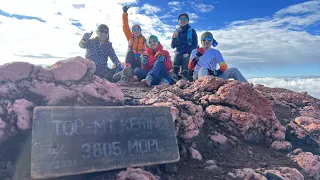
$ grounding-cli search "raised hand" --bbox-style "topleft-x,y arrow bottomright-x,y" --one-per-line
82,31 -> 93,41
122,6 -> 130,13
196,47 -> 205,57
173,30 -> 179,38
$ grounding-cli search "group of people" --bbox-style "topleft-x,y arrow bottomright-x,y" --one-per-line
79,6 -> 248,86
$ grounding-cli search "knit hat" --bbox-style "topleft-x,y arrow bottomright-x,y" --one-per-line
178,13 -> 189,20
97,24 -> 109,31
132,24 -> 141,31
146,35 -> 159,47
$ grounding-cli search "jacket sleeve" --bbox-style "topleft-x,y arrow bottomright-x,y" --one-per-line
188,49 -> 197,70
106,42 -> 121,65
163,51 -> 173,71
191,29 -> 198,51
122,13 -> 132,42
215,50 -> 228,72
79,38 -> 91,49
171,37 -> 179,49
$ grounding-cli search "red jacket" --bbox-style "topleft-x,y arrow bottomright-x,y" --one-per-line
142,43 -> 173,71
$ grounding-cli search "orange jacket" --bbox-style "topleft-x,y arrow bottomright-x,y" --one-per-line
122,13 -> 146,54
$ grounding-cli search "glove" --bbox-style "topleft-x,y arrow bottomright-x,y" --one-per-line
196,47 -> 205,57
82,31 -> 93,41
117,64 -> 124,71
157,55 -> 165,62
141,55 -> 148,65
122,6 -> 130,13
208,69 -> 223,77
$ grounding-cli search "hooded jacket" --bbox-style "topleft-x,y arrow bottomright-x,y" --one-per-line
122,13 -> 146,54
142,43 -> 173,71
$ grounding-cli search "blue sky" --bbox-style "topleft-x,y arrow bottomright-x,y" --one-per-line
0,0 -> 319,78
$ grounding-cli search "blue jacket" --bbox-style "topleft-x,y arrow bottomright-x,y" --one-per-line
171,24 -> 198,54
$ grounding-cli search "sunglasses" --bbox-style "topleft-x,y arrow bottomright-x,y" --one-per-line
179,17 -> 188,21
202,37 -> 213,42
98,29 -> 108,34
132,27 -> 141,32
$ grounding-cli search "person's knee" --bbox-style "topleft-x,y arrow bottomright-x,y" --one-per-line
134,67 -> 142,75
229,67 -> 239,72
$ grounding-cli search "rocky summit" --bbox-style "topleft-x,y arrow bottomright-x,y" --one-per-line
0,56 -> 320,180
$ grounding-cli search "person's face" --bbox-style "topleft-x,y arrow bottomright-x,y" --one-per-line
178,15 -> 188,27
148,37 -> 159,50
96,29 -> 109,41
201,37 -> 213,49
132,27 -> 141,37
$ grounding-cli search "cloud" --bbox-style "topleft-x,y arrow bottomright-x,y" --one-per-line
168,1 -> 184,12
191,3 -> 214,13
0,0 -> 319,79
249,77 -> 320,99
71,4 -> 85,9
140,4 -> 161,15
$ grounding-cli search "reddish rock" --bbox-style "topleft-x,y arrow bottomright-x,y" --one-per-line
188,147 -> 202,161
188,76 -> 226,92
228,168 -> 267,180
140,86 -> 204,140
0,57 -> 124,144
270,141 -> 292,152
8,99 -> 35,131
260,167 -> 304,180
291,151 -> 320,179
49,56 -> 95,81
0,62 -> 33,82
117,167 -> 159,180
210,133 -> 228,145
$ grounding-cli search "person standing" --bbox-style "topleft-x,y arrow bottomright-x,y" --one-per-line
171,13 -> 198,81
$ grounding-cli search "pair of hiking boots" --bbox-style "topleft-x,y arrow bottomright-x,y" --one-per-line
141,75 -> 170,86
113,67 -> 133,82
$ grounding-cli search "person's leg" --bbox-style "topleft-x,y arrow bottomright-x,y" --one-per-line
173,52 -> 182,79
193,70 -> 199,81
181,55 -> 190,80
218,67 -> 248,82
197,67 -> 209,79
134,67 -> 149,81
113,50 -> 135,81
147,60 -> 164,84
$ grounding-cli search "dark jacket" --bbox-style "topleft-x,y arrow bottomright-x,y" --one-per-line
171,24 -> 198,54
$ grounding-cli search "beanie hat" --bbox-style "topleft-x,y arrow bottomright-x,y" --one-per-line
178,13 -> 189,20
132,24 -> 141,31
146,35 -> 159,47
97,24 -> 109,31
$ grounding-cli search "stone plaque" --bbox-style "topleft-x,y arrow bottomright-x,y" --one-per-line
31,106 -> 180,179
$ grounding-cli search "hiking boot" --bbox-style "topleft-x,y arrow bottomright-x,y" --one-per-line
123,67 -> 133,77
181,76 -> 189,82
113,70 -> 124,81
141,75 -> 153,86
159,78 -> 169,85
120,75 -> 129,82
171,73 -> 179,81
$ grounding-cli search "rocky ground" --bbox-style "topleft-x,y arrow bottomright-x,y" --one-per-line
1,57 -> 320,180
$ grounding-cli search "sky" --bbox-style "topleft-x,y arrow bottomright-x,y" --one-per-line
0,0 -> 320,78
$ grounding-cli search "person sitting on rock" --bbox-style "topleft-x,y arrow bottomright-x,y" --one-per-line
171,13 -> 198,82
134,35 -> 173,86
79,24 -> 123,81
113,5 -> 147,82
188,32 -> 248,82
